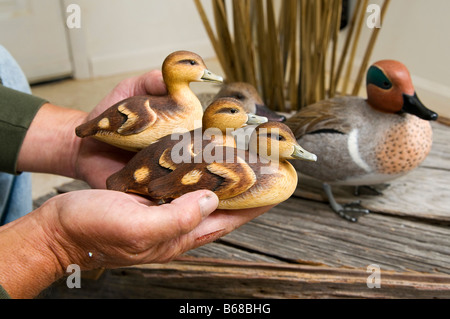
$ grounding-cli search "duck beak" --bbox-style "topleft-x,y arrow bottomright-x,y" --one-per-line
201,69 -> 224,83
255,104 -> 286,122
402,93 -> 438,121
246,113 -> 268,125
291,144 -> 317,162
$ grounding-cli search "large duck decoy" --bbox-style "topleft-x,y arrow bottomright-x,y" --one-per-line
106,97 -> 267,195
214,82 -> 286,122
146,122 -> 317,210
285,60 -> 438,222
76,51 -> 223,152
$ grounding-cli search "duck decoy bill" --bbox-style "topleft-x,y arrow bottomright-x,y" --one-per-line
401,93 -> 438,121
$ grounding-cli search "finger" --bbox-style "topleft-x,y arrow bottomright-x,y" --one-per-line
138,190 -> 218,241
187,205 -> 275,248
131,70 -> 166,96
143,70 -> 167,95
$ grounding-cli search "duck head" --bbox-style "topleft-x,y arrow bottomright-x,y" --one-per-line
162,51 -> 223,90
366,60 -> 438,121
202,97 -> 268,132
249,122 -> 317,162
215,82 -> 286,122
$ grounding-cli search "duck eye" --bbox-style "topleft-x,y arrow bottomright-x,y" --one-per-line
180,59 -> 197,66
271,134 -> 284,141
230,108 -> 239,114
233,93 -> 244,100
367,65 -> 392,90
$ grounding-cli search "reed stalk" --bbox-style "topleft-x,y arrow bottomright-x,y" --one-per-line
194,0 -> 389,111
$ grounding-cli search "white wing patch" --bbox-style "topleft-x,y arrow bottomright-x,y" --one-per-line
347,129 -> 371,173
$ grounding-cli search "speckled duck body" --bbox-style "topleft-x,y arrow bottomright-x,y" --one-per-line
290,96 -> 433,186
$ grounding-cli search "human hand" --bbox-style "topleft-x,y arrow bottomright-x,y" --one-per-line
0,188 -> 272,298
73,70 -> 167,188
45,189 -> 271,270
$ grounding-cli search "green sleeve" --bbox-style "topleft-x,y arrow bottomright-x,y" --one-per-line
0,284 -> 10,299
0,85 -> 48,174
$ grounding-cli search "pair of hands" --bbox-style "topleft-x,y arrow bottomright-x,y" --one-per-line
1,70 -> 271,298
70,70 -> 268,268
61,69 -> 270,269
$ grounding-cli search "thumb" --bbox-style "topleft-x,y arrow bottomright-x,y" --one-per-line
142,190 -> 219,241
142,70 -> 167,96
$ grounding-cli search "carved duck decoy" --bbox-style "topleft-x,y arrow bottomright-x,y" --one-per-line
146,122 -> 317,209
285,60 -> 438,222
214,82 -> 286,122
106,97 -> 268,195
75,51 -> 223,151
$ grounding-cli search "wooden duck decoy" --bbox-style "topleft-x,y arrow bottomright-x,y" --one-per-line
106,97 -> 268,195
75,51 -> 223,152
146,122 -> 317,210
285,60 -> 438,222
214,82 -> 286,122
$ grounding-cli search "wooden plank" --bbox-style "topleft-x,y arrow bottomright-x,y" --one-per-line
220,197 -> 450,274
184,242 -> 281,263
422,122 -> 450,171
294,166 -> 450,223
54,180 -> 90,193
41,258 -> 450,299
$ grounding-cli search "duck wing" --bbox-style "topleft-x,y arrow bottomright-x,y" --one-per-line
147,147 -> 257,201
76,96 -> 166,137
106,130 -> 194,192
285,97 -> 355,139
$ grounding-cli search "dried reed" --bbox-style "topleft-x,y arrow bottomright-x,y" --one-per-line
194,0 -> 390,111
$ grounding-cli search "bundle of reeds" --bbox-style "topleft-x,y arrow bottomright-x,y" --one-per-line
194,0 -> 391,112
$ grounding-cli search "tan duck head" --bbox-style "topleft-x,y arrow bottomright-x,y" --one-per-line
202,97 -> 268,146
75,50 -> 223,152
145,122 -> 317,209
215,82 -> 286,122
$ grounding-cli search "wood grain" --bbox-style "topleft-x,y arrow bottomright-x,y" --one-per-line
39,119 -> 450,298
41,258 -> 450,299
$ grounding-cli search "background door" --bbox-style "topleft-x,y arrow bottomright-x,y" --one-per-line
0,0 -> 73,83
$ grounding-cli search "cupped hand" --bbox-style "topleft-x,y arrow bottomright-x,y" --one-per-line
38,189 -> 272,271
73,70 -> 167,188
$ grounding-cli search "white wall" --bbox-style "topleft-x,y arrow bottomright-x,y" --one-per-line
36,0 -> 449,116
344,0 -> 450,116
69,0 -> 215,78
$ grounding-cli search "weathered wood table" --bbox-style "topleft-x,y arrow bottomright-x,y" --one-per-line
40,121 -> 450,298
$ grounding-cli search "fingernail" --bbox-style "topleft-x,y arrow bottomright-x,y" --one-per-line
198,193 -> 219,218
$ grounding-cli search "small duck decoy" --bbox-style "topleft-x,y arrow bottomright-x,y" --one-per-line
106,97 -> 268,195
146,122 -> 317,210
285,59 -> 438,222
76,51 -> 223,152
214,82 -> 286,122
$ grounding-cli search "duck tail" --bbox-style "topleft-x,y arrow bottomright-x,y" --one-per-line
147,177 -> 177,201
106,171 -> 129,193
75,120 -> 98,137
